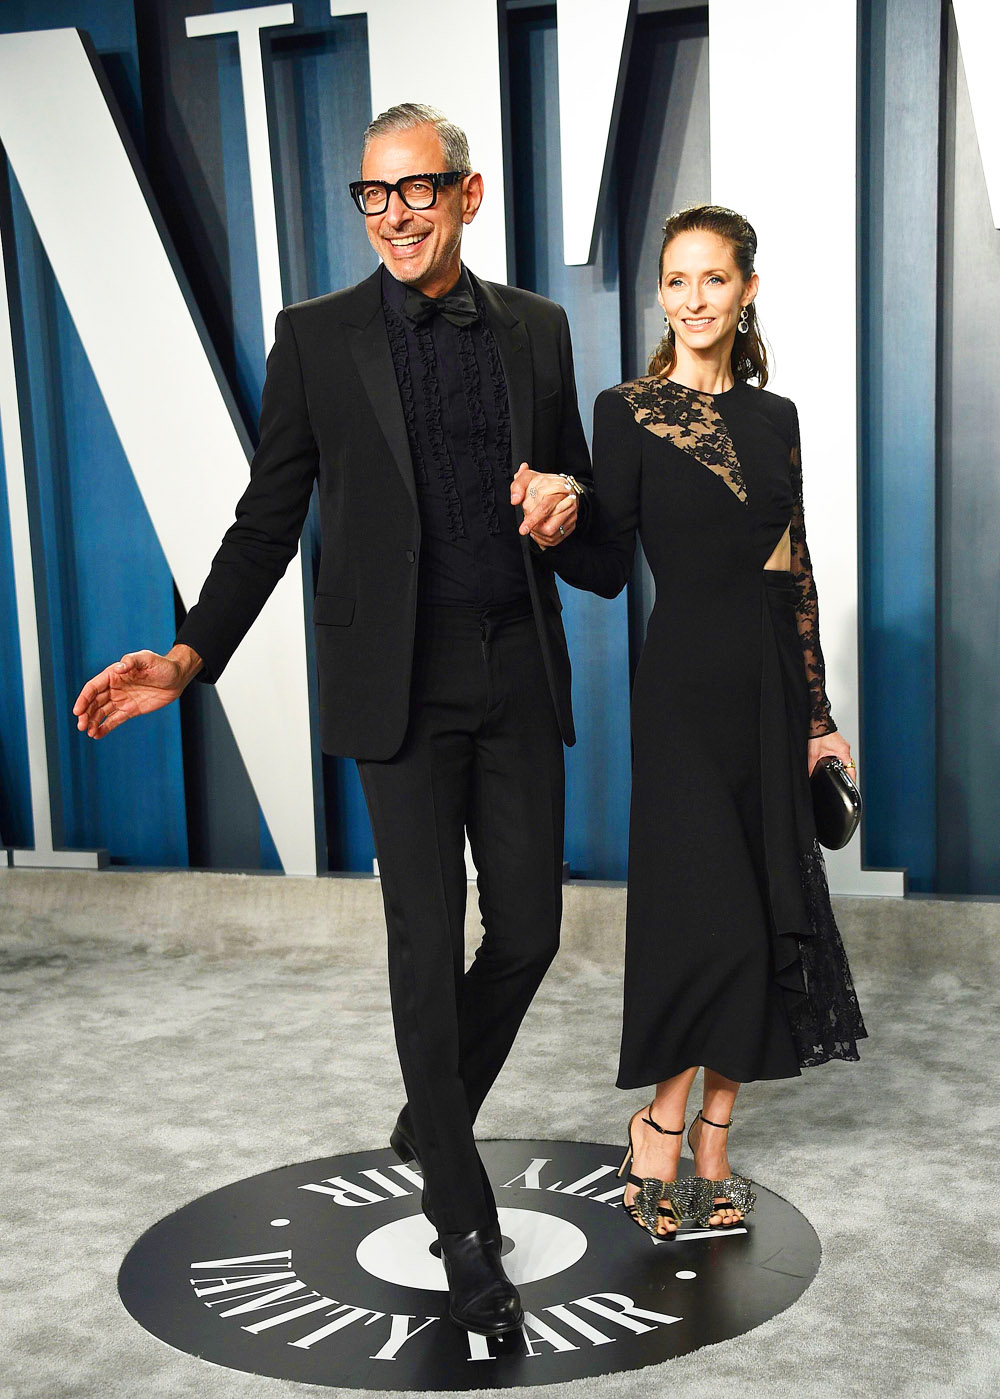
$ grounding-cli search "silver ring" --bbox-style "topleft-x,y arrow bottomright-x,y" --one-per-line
558,524 -> 565,536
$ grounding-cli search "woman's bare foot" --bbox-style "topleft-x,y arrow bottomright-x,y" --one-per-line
688,1113 -> 743,1225
624,1107 -> 685,1236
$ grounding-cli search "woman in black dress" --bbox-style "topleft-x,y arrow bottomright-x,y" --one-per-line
553,206 -> 866,1236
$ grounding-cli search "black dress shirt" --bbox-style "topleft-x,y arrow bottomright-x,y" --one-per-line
381,265 -> 529,607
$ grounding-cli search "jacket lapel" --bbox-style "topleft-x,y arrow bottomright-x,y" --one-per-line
342,268 -> 535,519
472,276 -> 551,594
472,274 -> 534,487
343,267 -> 417,511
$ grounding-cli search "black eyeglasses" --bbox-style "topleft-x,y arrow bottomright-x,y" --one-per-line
348,170 -> 469,216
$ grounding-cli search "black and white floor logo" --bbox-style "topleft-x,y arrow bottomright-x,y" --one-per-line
118,1140 -> 820,1389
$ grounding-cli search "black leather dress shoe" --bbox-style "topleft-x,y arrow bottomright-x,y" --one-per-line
438,1228 -> 524,1336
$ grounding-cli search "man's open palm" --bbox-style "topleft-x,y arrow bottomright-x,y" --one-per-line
73,646 -> 201,739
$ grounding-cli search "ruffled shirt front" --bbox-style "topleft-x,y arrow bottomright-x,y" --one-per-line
381,265 -> 526,607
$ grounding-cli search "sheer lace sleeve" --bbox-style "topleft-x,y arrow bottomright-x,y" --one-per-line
788,403 -> 836,737
551,387 -> 640,599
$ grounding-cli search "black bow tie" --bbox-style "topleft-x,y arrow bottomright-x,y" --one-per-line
403,283 -> 479,328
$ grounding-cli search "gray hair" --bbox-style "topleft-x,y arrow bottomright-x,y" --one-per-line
360,103 -> 471,174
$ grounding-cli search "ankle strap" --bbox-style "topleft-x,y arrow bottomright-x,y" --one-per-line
697,1111 -> 734,1130
642,1106 -> 684,1136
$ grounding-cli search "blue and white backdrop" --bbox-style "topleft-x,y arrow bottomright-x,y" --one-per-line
1,0 -> 998,895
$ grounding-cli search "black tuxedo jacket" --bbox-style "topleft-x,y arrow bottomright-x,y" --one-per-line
176,266 -> 593,760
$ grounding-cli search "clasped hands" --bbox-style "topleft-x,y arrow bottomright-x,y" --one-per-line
510,463 -> 578,549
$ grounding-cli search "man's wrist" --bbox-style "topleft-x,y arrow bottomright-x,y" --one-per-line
167,643 -> 204,687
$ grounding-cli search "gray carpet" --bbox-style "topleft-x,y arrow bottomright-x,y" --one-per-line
2,871 -> 998,1398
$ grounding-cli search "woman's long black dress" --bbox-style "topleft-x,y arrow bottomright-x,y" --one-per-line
556,377 -> 866,1086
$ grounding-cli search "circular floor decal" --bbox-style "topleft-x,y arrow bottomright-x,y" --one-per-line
118,1140 -> 820,1389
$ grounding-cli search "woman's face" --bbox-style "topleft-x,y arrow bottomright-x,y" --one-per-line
657,229 -> 757,358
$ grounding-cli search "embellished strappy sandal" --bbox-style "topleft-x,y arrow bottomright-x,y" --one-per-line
686,1111 -> 757,1228
618,1106 -> 699,1237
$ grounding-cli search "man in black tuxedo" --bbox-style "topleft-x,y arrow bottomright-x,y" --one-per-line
74,103 -> 591,1336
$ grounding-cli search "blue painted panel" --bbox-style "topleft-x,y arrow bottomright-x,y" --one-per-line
0,1 -> 189,865
213,7 -> 267,412
0,214 -> 32,849
211,4 -> 280,871
859,0 -> 939,891
203,1 -> 377,871
270,3 -> 378,300
9,179 -> 189,866
937,6 -> 1000,895
509,11 -> 631,879
268,1 -> 376,872
0,450 -> 32,847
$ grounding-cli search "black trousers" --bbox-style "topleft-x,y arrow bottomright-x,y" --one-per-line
357,601 -> 565,1234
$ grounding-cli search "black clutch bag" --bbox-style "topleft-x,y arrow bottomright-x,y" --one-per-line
810,755 -> 862,850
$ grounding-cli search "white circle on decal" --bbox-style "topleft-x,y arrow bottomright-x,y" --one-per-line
355,1208 -> 588,1292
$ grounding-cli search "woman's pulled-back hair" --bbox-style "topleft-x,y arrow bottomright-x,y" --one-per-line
648,205 -> 769,388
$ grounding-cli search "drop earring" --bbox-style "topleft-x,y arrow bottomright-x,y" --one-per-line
663,314 -> 674,340
738,304 -> 750,334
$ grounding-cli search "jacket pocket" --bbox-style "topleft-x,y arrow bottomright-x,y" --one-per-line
534,387 -> 560,414
313,593 -> 356,626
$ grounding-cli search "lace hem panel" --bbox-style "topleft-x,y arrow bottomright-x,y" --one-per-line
788,840 -> 867,1067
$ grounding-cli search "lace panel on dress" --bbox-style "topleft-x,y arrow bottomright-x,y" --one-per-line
788,441 -> 835,737
616,377 -> 747,504
789,841 -> 867,1066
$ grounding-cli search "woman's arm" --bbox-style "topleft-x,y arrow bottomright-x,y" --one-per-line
788,402 -> 837,738
550,388 -> 641,599
788,402 -> 857,775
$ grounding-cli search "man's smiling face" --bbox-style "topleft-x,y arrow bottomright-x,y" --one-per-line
360,123 -> 482,299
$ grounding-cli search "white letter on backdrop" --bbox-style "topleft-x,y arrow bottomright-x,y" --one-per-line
709,0 -> 902,895
556,0 -> 633,266
184,4 -> 295,347
0,27 -> 318,875
952,0 -> 1000,229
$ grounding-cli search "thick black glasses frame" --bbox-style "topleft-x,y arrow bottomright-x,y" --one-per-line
348,170 -> 469,216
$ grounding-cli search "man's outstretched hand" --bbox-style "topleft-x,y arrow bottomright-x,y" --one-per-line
510,462 -> 578,549
73,644 -> 203,739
